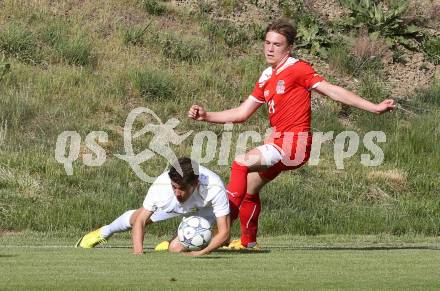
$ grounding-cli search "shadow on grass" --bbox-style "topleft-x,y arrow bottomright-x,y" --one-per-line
0,254 -> 19,258
214,249 -> 271,254
267,246 -> 440,251
93,245 -> 439,252
96,245 -> 271,254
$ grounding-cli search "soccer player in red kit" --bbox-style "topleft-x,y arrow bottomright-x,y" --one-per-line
188,19 -> 396,249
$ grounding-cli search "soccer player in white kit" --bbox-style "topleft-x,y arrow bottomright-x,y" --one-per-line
76,158 -> 231,256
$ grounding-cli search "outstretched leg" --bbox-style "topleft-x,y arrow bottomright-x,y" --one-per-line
227,148 -> 269,221
76,208 -> 155,248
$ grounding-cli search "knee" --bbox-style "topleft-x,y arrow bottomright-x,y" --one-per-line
234,149 -> 262,167
233,154 -> 246,165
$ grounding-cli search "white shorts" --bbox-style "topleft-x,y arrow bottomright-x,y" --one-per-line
150,207 -> 217,225
256,144 -> 284,167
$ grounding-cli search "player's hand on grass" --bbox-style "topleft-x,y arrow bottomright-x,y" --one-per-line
375,99 -> 397,114
188,105 -> 207,121
133,248 -> 143,255
183,250 -> 205,257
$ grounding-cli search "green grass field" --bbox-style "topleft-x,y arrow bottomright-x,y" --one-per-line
1,1 -> 440,289
1,232 -> 440,290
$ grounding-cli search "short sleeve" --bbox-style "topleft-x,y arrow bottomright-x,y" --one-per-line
210,187 -> 230,217
249,81 -> 265,103
295,61 -> 325,90
249,66 -> 272,103
142,172 -> 172,212
143,190 -> 157,212
206,178 -> 230,217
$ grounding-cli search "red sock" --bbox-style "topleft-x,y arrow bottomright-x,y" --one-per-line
239,193 -> 261,247
226,161 -> 248,221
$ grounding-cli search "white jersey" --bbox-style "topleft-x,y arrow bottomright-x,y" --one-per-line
143,166 -> 229,218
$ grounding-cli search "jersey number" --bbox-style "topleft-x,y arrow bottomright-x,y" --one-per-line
268,100 -> 275,114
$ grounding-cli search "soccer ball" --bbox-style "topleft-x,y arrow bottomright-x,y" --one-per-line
177,216 -> 212,250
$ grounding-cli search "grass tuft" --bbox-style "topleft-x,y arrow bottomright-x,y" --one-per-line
141,0 -> 167,15
121,25 -> 148,46
132,68 -> 176,101
56,35 -> 95,67
202,18 -> 249,47
357,70 -> 390,104
422,37 -> 440,65
0,24 -> 41,64
328,38 -> 383,78
328,42 -> 356,76
151,32 -> 203,63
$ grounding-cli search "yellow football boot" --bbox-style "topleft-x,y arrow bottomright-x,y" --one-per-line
222,239 -> 261,251
75,227 -> 107,248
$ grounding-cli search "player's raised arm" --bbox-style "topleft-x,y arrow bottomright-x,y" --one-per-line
314,81 -> 396,114
131,208 -> 153,255
188,97 -> 262,124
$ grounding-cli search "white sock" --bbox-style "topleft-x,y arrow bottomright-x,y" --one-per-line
101,209 -> 135,238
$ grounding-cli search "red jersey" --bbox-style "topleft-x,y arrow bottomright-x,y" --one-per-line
250,57 -> 324,138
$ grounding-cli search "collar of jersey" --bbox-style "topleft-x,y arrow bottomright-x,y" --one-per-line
258,56 -> 299,88
275,56 -> 299,75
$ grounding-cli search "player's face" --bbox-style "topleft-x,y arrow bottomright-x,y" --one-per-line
171,181 -> 198,203
264,31 -> 292,68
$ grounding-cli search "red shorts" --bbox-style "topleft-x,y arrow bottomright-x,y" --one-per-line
258,132 -> 312,181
